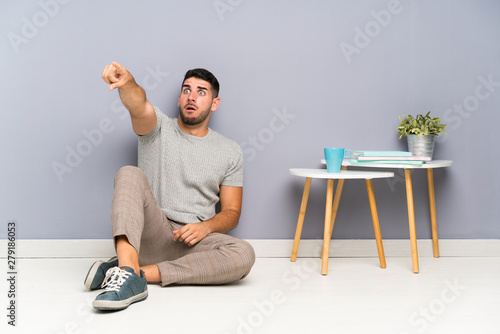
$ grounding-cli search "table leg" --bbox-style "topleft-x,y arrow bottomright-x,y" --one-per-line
405,169 -> 419,273
291,177 -> 312,262
321,179 -> 335,275
427,169 -> 440,258
329,166 -> 348,240
365,179 -> 386,269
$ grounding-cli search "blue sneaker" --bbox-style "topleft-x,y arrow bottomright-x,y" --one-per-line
92,266 -> 148,311
84,256 -> 119,290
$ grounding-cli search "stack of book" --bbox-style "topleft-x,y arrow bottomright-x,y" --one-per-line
349,151 -> 431,165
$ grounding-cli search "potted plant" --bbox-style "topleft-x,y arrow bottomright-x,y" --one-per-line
397,111 -> 446,159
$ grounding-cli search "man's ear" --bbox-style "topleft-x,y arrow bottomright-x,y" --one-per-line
211,97 -> 221,112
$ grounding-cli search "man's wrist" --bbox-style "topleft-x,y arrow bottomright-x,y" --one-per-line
200,221 -> 215,235
118,73 -> 135,90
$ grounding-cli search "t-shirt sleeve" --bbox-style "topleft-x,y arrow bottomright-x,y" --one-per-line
222,144 -> 244,187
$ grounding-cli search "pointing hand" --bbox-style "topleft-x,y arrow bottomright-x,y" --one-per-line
101,62 -> 131,91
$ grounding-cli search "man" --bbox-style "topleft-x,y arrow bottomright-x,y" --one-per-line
84,62 -> 255,311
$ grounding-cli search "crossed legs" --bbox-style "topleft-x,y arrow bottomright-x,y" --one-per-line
111,166 -> 255,286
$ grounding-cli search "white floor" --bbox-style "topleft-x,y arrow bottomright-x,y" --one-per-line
2,256 -> 500,334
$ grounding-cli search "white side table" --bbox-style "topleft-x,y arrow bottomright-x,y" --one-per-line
321,160 -> 453,273
289,168 -> 394,275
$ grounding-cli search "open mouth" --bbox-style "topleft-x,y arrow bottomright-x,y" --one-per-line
185,104 -> 197,112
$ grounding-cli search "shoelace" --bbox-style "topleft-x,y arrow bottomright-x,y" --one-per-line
100,267 -> 132,292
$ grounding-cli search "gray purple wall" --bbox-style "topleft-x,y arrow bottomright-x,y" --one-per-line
1,0 -> 499,240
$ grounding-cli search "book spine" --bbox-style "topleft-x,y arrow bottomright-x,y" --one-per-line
349,159 -> 424,165
357,156 -> 431,161
353,151 -> 412,157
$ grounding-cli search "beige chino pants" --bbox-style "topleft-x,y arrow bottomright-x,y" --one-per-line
111,166 -> 255,286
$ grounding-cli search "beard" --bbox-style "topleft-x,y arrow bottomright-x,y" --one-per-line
179,105 -> 211,126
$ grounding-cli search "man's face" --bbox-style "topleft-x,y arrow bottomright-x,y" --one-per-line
178,77 -> 219,127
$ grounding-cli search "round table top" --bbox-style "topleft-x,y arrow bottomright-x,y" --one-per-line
320,159 -> 453,169
289,168 -> 394,179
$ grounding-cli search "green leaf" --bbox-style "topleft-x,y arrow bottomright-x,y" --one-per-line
396,111 -> 447,137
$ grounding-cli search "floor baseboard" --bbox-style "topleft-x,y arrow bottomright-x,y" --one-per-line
1,239 -> 498,258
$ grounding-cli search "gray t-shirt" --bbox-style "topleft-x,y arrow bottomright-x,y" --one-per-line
137,106 -> 243,224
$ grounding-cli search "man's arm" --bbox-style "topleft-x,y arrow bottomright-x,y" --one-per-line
102,62 -> 156,136
172,185 -> 243,246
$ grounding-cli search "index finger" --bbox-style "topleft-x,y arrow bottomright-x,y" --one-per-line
111,62 -> 126,74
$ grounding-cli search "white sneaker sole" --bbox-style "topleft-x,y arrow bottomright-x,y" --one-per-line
92,290 -> 149,311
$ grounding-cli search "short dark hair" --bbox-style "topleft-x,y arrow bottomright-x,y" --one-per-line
183,68 -> 220,98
